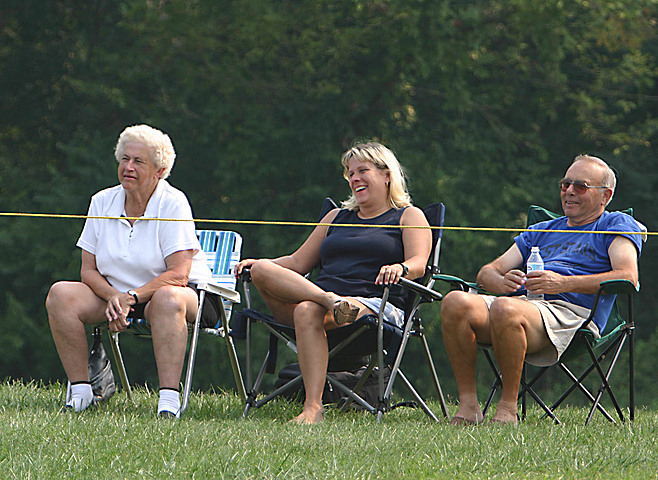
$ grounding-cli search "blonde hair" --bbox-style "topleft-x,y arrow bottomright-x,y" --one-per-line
340,142 -> 412,211
114,124 -> 176,179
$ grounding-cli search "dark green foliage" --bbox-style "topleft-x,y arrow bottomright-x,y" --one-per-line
1,0 -> 657,405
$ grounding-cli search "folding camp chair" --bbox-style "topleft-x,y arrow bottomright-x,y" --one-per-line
435,205 -> 643,425
234,199 -> 448,422
107,229 -> 246,414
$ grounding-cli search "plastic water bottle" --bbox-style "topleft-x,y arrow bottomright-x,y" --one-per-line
526,246 -> 544,301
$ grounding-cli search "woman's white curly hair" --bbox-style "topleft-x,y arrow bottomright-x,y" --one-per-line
114,124 -> 176,179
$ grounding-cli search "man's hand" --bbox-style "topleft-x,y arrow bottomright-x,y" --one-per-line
499,269 -> 527,294
525,270 -> 565,295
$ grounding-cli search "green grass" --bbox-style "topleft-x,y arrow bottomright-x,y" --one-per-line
1,380 -> 656,479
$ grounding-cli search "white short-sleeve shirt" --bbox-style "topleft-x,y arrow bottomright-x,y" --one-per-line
77,180 -> 211,293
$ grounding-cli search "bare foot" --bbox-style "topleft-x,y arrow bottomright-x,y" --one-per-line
489,416 -> 518,425
290,406 -> 324,425
449,416 -> 479,426
450,409 -> 483,426
451,399 -> 483,425
491,401 -> 518,425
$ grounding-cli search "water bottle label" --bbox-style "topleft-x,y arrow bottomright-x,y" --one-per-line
527,262 -> 543,273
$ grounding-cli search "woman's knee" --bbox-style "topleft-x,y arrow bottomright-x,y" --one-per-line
293,301 -> 325,331
46,281 -> 79,315
248,259 -> 276,286
149,286 -> 190,317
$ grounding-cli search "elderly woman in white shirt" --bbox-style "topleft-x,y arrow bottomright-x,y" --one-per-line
47,124 -> 213,418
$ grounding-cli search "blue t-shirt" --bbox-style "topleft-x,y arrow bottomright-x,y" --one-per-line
514,211 -> 642,332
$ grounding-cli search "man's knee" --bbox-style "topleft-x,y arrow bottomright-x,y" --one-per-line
441,291 -> 480,325
489,297 -> 525,330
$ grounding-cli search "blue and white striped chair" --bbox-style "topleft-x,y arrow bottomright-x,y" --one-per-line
107,229 -> 246,414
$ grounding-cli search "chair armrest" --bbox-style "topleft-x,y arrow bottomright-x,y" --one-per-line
239,268 -> 252,283
599,279 -> 639,296
398,278 -> 442,302
433,274 -> 485,293
196,282 -> 241,303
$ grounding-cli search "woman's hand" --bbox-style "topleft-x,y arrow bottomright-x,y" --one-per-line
106,293 -> 132,332
375,263 -> 406,286
235,258 -> 258,277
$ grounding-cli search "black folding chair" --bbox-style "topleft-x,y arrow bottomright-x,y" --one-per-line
233,199 -> 449,421
435,205 -> 643,425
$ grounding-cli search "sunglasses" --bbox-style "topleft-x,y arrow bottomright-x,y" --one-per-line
559,179 -> 609,194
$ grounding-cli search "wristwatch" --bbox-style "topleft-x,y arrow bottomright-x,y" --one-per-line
400,263 -> 409,277
127,289 -> 139,304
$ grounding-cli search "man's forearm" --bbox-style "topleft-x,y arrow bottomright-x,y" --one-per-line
476,264 -> 506,294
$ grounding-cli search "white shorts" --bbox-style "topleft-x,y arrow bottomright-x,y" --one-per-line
352,296 -> 405,328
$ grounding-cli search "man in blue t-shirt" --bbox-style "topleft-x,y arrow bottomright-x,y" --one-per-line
441,155 -> 642,425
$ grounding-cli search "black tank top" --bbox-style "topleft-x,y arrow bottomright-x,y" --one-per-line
314,207 -> 407,310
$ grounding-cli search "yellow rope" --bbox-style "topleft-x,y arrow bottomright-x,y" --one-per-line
0,211 -> 652,236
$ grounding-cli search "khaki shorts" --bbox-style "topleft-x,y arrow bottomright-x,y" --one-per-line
479,295 -> 600,367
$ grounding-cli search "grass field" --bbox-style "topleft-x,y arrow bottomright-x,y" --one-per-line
1,380 -> 656,479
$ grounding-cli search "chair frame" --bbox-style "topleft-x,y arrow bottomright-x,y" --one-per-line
238,202 -> 449,422
107,229 -> 247,415
435,205 -> 642,425
478,280 -> 637,425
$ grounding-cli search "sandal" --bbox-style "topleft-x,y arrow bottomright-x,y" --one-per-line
333,300 -> 359,325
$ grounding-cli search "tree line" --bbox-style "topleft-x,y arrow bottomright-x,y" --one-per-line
1,0 -> 656,405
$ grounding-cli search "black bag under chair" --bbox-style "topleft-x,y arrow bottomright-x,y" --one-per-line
274,362 -> 391,409
88,326 -> 116,403
234,199 -> 449,422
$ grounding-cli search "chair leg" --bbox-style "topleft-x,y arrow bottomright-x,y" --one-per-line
338,358 -> 377,413
482,377 -> 500,418
585,337 -> 626,425
518,375 -> 561,424
243,351 -> 275,417
217,301 -> 246,402
397,369 -> 439,422
420,331 -> 449,418
521,363 -> 527,421
629,325 -> 635,422
181,293 -> 205,415
253,375 -> 305,410
481,348 -> 501,418
327,376 -> 378,414
107,330 -> 134,404
223,329 -> 247,402
552,362 -> 616,422
182,292 -> 247,415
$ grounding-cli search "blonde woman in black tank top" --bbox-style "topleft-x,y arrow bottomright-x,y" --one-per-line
235,142 -> 431,424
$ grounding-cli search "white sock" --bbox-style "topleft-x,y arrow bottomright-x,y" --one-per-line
157,388 -> 180,417
66,382 -> 94,412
